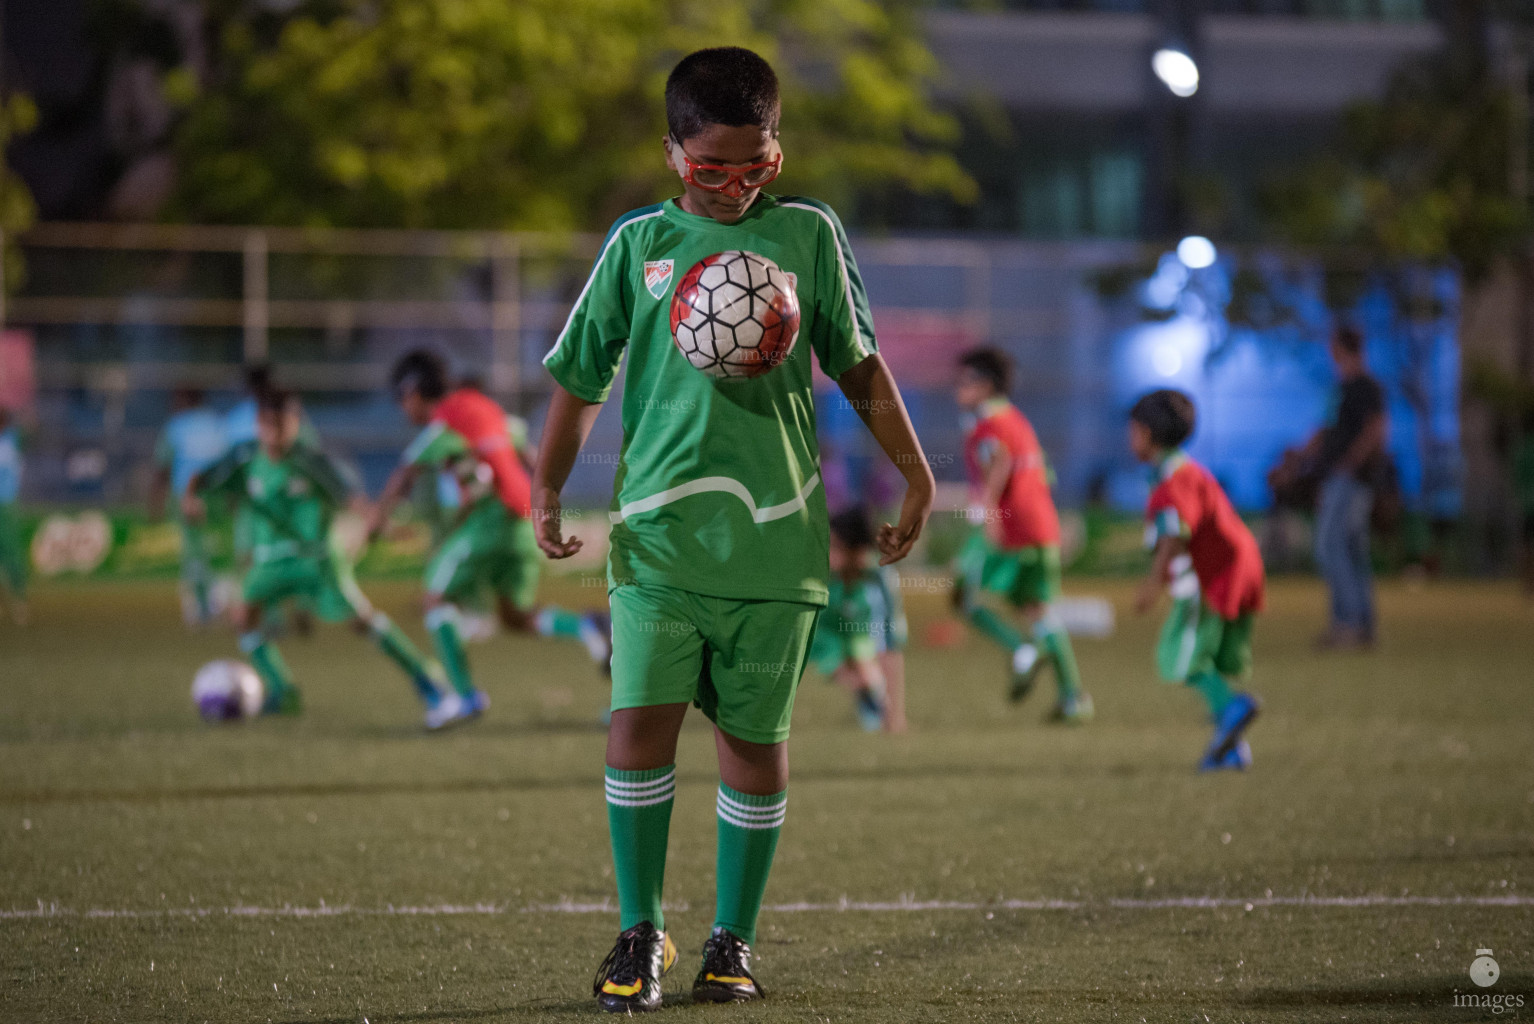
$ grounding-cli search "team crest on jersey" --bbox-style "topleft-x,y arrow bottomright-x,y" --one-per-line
644,260 -> 674,299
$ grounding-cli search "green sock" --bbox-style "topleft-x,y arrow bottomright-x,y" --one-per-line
713,783 -> 787,945
606,765 -> 676,932
1188,670 -> 1234,719
368,612 -> 441,704
1035,619 -> 1083,698
968,605 -> 1023,651
241,630 -> 295,703
535,607 -> 585,639
426,606 -> 476,699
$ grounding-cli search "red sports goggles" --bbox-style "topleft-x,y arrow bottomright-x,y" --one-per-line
672,138 -> 782,196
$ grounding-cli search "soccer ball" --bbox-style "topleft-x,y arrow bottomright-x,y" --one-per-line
192,660 -> 264,721
670,250 -> 800,380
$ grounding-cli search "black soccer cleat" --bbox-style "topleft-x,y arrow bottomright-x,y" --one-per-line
593,920 -> 676,1013
691,927 -> 766,1003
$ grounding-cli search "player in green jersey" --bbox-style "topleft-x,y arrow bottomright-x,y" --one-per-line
185,390 -> 451,725
534,48 -> 935,1012
809,507 -> 908,732
368,350 -> 613,729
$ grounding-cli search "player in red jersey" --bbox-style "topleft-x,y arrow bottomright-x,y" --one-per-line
368,351 -> 612,727
1130,389 -> 1263,771
952,349 -> 1091,722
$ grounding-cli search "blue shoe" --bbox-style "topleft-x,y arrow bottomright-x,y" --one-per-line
424,692 -> 477,731
467,689 -> 491,716
855,688 -> 886,732
1203,692 -> 1260,764
1200,739 -> 1252,772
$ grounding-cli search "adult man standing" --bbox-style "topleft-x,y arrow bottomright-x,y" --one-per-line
1309,326 -> 1387,650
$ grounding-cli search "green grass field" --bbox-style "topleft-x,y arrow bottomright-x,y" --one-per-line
2,576 -> 1531,1023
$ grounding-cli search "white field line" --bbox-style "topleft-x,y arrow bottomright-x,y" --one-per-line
3,894 -> 1532,921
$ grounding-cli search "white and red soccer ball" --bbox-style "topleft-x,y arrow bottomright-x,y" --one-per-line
670,250 -> 800,381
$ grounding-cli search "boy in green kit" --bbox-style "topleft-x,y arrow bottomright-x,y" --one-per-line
185,390 -> 451,725
533,48 -> 934,1012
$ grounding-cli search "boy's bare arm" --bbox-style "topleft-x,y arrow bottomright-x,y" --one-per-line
531,384 -> 605,559
835,353 -> 935,565
367,464 -> 419,540
1136,534 -> 1188,614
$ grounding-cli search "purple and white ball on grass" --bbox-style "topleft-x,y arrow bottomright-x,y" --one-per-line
192,660 -> 264,721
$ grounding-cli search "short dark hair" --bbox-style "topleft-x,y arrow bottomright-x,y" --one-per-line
390,349 -> 449,402
244,363 -> 273,396
957,347 -> 1012,396
1130,389 -> 1196,448
1332,324 -> 1364,356
829,506 -> 876,550
666,47 -> 781,142
256,387 -> 296,417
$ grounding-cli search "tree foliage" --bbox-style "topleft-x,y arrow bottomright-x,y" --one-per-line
164,0 -> 972,231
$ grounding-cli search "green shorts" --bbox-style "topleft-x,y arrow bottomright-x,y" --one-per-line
955,534 -> 1061,608
243,556 -> 369,623
609,583 -> 821,745
425,507 -> 541,609
808,618 -> 881,676
1157,598 -> 1255,683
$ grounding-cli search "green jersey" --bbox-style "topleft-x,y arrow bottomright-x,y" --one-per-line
404,421 -> 499,520
195,441 -> 352,564
544,195 -> 877,605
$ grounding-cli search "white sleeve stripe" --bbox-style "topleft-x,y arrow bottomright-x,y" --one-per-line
778,202 -> 871,361
543,209 -> 666,368
401,421 -> 446,465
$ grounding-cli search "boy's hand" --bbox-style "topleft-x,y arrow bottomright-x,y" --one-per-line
181,493 -> 206,524
1133,577 -> 1161,615
877,478 -> 933,566
364,503 -> 390,543
533,489 -> 583,559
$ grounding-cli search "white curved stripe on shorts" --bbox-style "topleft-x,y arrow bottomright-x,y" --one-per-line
609,472 -> 821,525
7,894 -> 1531,920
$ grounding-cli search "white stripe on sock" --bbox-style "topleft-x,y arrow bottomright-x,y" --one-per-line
716,789 -> 786,819
717,804 -> 786,830
605,788 -> 676,808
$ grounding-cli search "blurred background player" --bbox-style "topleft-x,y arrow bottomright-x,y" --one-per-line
808,507 -> 908,732
186,389 -> 453,726
1301,326 -> 1387,650
149,387 -> 228,627
1130,389 -> 1263,771
951,347 -> 1092,723
368,350 -> 610,728
0,407 -> 28,624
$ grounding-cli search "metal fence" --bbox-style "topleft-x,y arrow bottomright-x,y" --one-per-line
3,222 -> 1132,507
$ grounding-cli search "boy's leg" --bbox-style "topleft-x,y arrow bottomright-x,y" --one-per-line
605,703 -> 689,932
955,534 -> 1026,651
179,519 -> 216,625
1181,604 -> 1234,720
604,585 -> 709,931
1018,549 -> 1089,718
237,603 -> 299,713
693,594 -> 815,1002
711,727 -> 789,946
323,564 -> 444,706
425,600 -> 478,700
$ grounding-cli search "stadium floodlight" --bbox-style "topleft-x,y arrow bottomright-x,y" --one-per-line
1176,235 -> 1217,270
1152,48 -> 1199,98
